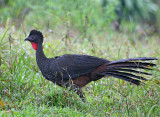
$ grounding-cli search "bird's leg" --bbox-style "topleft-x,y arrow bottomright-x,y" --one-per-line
62,79 -> 86,102
70,85 -> 86,102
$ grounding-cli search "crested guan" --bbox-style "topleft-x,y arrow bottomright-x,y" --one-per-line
24,30 -> 157,102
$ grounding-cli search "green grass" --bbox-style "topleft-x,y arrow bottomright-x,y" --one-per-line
0,0 -> 160,116
0,26 -> 160,116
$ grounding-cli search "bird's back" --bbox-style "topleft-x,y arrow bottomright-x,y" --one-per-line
37,54 -> 108,83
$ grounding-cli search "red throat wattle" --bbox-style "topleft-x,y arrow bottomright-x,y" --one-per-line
31,42 -> 38,50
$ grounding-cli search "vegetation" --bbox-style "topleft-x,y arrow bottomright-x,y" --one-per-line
0,0 -> 160,116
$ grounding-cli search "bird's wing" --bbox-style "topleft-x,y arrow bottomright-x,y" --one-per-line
47,54 -> 108,80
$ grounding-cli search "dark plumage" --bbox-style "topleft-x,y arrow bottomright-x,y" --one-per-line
25,30 -> 157,102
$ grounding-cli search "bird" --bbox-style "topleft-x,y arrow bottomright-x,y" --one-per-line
24,30 -> 157,102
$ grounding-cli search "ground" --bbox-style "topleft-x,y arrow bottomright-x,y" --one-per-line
0,24 -> 160,116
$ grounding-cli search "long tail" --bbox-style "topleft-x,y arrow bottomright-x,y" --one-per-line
98,57 -> 157,85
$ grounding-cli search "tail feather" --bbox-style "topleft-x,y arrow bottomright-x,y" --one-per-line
105,71 -> 147,80
105,68 -> 152,75
108,66 -> 153,70
99,57 -> 157,85
108,57 -> 157,64
100,73 -> 141,85
107,62 -> 156,68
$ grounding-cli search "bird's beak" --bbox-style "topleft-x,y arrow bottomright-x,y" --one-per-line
24,37 -> 32,41
24,38 -> 28,41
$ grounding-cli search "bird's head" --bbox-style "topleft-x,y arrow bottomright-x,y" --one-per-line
24,30 -> 43,50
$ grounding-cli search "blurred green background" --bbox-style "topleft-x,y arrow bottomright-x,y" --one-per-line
0,0 -> 160,34
0,0 -> 160,116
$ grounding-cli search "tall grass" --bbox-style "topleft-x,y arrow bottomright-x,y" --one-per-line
0,24 -> 159,116
0,0 -> 160,116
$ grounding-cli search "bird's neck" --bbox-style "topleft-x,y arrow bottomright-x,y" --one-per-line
36,43 -> 47,60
